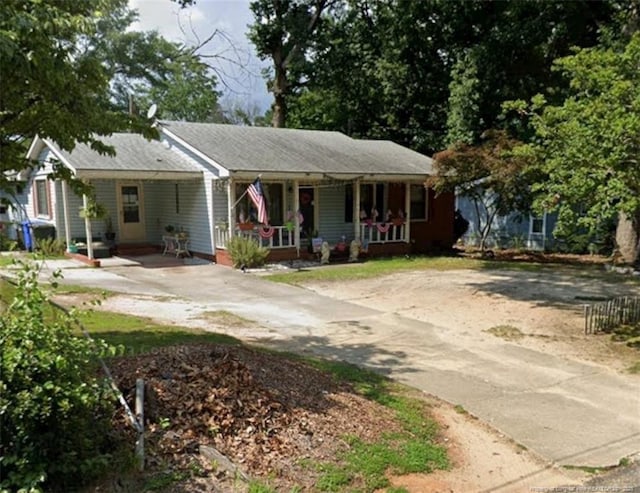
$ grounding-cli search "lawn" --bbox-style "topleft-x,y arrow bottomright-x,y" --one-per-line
265,253 -> 602,285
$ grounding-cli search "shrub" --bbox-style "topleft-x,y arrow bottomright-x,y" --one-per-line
227,236 -> 269,269
35,237 -> 66,257
0,262 -> 116,492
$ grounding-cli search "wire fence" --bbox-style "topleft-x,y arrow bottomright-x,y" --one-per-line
584,296 -> 640,334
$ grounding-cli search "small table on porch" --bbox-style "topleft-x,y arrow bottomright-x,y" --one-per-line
162,235 -> 191,257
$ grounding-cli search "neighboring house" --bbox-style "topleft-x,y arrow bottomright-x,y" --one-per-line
455,192 -> 556,251
23,122 -> 455,264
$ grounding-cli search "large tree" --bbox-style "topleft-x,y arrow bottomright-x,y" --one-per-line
430,130 -> 533,252
280,0 -> 613,154
248,0 -> 335,127
0,1 -> 164,177
513,32 -> 640,264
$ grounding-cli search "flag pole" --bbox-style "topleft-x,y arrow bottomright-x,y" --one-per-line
231,174 -> 262,210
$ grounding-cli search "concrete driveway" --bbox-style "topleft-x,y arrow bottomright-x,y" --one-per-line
35,256 -> 640,469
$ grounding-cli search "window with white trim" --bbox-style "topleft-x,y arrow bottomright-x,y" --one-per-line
530,215 -> 545,234
34,179 -> 50,217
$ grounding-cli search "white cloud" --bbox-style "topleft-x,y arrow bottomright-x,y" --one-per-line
128,0 -> 272,112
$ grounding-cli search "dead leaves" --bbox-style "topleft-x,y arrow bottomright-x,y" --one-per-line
109,344 -> 399,490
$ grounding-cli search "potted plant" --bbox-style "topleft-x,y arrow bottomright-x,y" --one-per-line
79,197 -> 107,220
165,225 -> 175,235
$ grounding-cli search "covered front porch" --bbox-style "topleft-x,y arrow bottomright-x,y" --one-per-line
212,175 -> 430,265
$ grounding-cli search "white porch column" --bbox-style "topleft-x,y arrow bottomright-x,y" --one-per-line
354,179 -> 361,240
82,194 -> 94,259
293,180 -> 300,257
404,182 -> 411,244
61,181 -> 71,252
227,178 -> 235,233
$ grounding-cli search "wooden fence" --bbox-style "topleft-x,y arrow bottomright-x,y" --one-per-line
584,296 -> 640,334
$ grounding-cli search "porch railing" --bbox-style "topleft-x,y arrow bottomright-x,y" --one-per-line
215,225 -> 296,250
360,222 -> 406,244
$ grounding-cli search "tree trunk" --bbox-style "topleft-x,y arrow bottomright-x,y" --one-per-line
615,210 -> 640,265
271,62 -> 287,128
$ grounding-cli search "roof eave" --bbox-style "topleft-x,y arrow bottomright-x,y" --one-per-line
74,170 -> 203,180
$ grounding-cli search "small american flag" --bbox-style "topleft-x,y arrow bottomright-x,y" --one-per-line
247,177 -> 268,225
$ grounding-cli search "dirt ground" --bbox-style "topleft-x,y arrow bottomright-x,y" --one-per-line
62,263 -> 640,492
303,266 -> 640,373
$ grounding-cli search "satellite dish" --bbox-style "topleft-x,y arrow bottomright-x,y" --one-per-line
147,103 -> 158,120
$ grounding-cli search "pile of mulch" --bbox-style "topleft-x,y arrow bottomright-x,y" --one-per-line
110,344 -> 401,491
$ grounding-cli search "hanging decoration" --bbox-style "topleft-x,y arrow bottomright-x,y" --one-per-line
376,223 -> 391,233
258,226 -> 276,238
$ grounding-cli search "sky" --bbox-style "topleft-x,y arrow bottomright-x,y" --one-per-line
128,0 -> 272,114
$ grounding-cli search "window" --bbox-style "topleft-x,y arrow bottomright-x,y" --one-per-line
235,182 -> 283,224
122,186 -> 140,223
175,183 -> 180,214
358,184 -> 385,221
410,184 -> 427,220
34,179 -> 50,217
530,215 -> 545,234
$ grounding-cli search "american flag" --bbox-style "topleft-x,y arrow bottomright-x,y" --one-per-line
247,177 -> 268,224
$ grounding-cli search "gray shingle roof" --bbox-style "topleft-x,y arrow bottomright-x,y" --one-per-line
52,134 -> 202,175
161,121 -> 434,177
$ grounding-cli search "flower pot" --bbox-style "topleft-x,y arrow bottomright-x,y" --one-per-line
238,222 -> 254,231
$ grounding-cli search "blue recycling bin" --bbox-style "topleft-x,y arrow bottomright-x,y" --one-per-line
21,220 -> 56,251
21,221 -> 33,251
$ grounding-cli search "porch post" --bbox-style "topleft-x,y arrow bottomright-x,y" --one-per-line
404,182 -> 411,244
61,180 -> 71,252
82,194 -> 94,259
227,178 -> 235,233
293,179 -> 300,257
354,178 -> 361,240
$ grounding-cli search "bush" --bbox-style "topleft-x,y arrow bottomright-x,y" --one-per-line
227,236 -> 269,269
35,237 -> 66,257
0,262 -> 116,492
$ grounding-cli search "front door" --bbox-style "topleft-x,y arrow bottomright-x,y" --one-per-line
117,182 -> 146,242
299,187 -> 315,238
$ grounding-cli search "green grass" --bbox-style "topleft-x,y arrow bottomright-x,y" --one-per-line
628,360 -> 640,374
77,310 -> 241,355
54,283 -> 118,297
485,325 -> 525,340
265,254 -> 589,285
296,359 -> 449,492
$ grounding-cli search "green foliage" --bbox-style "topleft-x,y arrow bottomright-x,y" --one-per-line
514,32 -> 640,261
279,1 -> 613,153
0,0 -> 157,186
302,358 -> 447,491
0,263 -> 116,491
227,236 -> 269,269
79,196 -> 108,220
78,309 -> 241,355
445,49 -> 483,146
35,237 -> 67,257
